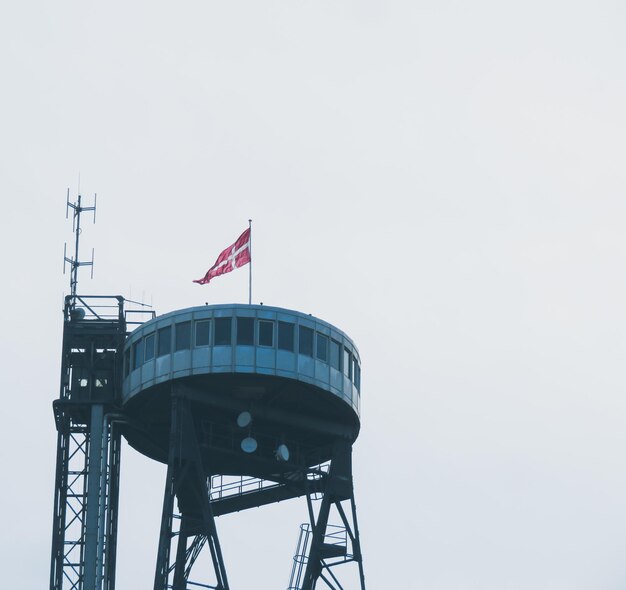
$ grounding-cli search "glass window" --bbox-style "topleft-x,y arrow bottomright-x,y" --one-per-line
316,333 -> 328,362
330,339 -> 341,370
278,321 -> 294,351
237,317 -> 254,345
259,320 -> 274,347
133,339 -> 144,370
175,322 -> 191,351
299,326 -> 314,356
214,317 -> 232,346
343,348 -> 352,379
157,326 -> 171,357
144,333 -> 155,361
354,358 -> 361,389
195,320 -> 210,347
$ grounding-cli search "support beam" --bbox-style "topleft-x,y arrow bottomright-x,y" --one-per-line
154,394 -> 230,590
297,441 -> 366,590
83,405 -> 105,589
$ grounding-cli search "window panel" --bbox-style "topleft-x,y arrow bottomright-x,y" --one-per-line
330,339 -> 341,370
259,320 -> 274,347
195,320 -> 210,347
316,333 -> 328,362
299,326 -> 314,357
133,339 -> 144,370
175,321 -> 191,351
354,359 -> 361,389
343,348 -> 352,379
237,317 -> 254,345
278,321 -> 294,351
144,333 -> 155,361
157,326 -> 171,357
214,317 -> 232,346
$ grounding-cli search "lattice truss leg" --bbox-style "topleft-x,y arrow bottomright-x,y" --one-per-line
50,411 -> 121,590
288,442 -> 366,590
50,423 -> 88,590
154,396 -> 229,590
152,394 -> 366,590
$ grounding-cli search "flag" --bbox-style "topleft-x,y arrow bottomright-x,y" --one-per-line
193,227 -> 251,285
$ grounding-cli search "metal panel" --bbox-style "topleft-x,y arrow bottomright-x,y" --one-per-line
235,345 -> 254,366
172,350 -> 191,372
277,349 -> 296,372
256,347 -> 275,369
297,354 -> 315,378
212,346 -> 232,368
315,359 -> 330,383
191,347 -> 211,370
141,359 -> 155,385
155,355 -> 170,379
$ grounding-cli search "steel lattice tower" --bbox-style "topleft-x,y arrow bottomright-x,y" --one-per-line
50,294 -> 126,590
50,193 -> 131,590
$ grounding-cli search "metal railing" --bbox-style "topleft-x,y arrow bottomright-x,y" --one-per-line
210,475 -> 279,501
64,295 -> 125,323
287,523 -> 349,590
63,294 -> 156,327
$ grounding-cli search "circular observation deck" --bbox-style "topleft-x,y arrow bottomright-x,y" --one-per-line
121,304 -> 361,473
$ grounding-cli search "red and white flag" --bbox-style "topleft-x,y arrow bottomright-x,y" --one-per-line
193,227 -> 251,285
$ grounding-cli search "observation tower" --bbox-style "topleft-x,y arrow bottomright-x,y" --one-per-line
123,303 -> 365,589
50,195 -> 366,589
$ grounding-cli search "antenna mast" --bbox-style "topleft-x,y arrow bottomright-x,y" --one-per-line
64,189 -> 96,303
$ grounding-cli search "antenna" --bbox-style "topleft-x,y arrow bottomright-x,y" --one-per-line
63,189 -> 97,304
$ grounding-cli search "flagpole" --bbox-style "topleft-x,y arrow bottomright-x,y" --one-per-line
248,219 -> 252,305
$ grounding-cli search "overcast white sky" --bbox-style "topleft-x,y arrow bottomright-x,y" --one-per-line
2,1 -> 626,588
